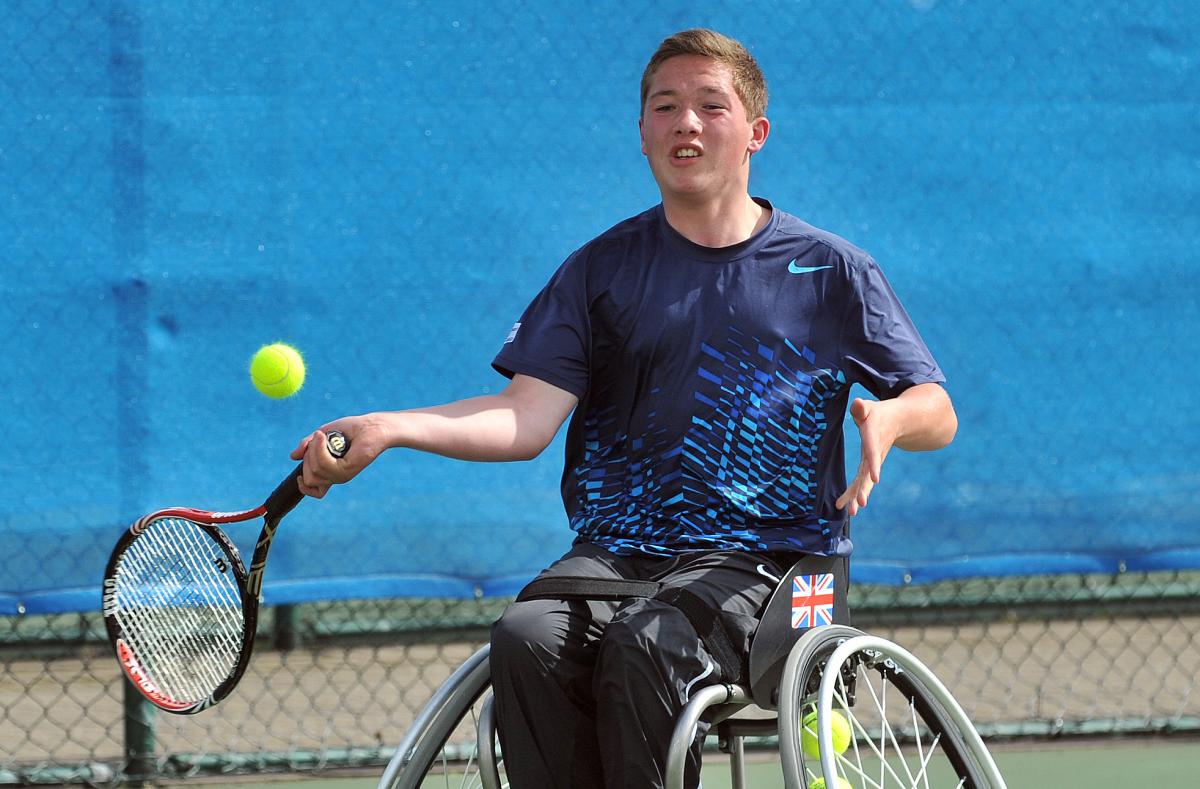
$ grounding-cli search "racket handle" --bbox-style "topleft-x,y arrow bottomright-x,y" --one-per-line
264,430 -> 351,519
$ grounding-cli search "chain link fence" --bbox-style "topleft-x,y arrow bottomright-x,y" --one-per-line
5,574 -> 1200,783
4,0 -> 1198,784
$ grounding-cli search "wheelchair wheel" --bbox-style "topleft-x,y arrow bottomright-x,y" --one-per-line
779,627 -> 1006,789
377,645 -> 507,789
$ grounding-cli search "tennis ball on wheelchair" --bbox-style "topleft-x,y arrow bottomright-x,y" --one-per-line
801,707 -> 853,758
249,343 -> 305,399
807,777 -> 852,789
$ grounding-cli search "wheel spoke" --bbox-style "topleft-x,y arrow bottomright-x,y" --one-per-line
907,699 -> 944,789
836,671 -> 912,787
799,633 -> 1006,789
833,679 -> 869,788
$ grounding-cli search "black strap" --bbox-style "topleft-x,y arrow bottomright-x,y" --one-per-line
516,576 -> 662,602
653,586 -> 745,684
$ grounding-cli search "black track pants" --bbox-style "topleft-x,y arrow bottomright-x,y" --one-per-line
489,542 -> 788,789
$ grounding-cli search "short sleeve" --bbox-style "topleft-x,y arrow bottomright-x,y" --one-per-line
491,249 -> 592,397
839,256 -> 944,399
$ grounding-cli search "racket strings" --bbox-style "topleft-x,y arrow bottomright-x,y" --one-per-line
119,520 -> 244,692
119,532 -> 239,696
112,517 -> 246,704
117,546 -> 239,701
117,523 -> 243,700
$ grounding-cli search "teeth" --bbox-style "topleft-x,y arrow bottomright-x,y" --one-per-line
675,148 -> 699,158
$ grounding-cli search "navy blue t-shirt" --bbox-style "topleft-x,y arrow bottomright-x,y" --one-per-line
493,200 -> 944,558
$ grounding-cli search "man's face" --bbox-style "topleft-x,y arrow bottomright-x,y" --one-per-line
639,55 -> 768,205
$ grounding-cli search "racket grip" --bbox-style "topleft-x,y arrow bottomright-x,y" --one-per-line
264,430 -> 351,518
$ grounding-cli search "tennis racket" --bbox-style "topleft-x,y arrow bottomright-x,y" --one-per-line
102,430 -> 349,714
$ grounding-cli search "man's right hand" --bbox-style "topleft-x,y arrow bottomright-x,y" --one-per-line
292,416 -> 388,498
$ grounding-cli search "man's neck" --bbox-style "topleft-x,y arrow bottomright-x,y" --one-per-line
661,194 -> 770,248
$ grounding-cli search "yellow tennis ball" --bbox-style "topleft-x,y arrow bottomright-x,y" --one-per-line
807,777 -> 852,789
249,343 -> 305,399
801,707 -> 853,758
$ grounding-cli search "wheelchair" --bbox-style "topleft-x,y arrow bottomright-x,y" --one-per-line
377,557 -> 1007,789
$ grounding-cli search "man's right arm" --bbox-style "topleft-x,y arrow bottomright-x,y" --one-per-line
292,373 -> 579,498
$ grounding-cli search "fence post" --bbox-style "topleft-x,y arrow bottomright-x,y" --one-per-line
274,604 -> 303,650
122,679 -> 156,786
110,2 -> 151,780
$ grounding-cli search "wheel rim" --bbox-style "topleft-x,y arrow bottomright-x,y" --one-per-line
805,635 -> 1005,789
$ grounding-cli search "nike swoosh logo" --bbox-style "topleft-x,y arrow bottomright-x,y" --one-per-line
756,563 -> 782,584
788,260 -> 833,275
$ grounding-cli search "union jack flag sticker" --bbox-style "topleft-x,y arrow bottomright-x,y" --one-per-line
791,573 -> 835,629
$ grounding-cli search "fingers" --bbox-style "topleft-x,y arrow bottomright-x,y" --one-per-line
853,403 -> 884,484
836,483 -> 863,516
855,473 -> 875,511
836,485 -> 867,516
865,446 -> 882,484
849,398 -> 863,424
296,429 -> 340,498
290,434 -> 312,461
296,475 -> 327,499
294,416 -> 373,499
837,462 -> 879,517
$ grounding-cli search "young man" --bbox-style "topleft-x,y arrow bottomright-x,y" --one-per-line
294,29 -> 956,789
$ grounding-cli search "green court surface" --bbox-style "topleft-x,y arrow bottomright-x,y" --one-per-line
181,736 -> 1200,788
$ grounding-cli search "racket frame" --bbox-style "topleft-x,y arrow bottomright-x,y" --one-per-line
102,431 -> 347,714
103,507 -> 258,713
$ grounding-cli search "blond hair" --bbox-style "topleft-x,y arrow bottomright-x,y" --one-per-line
640,29 -> 768,120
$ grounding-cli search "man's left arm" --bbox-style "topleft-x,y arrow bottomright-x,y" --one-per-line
835,382 -> 957,517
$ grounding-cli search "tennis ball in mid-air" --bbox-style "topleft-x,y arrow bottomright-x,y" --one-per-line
807,777 -> 853,789
249,343 -> 305,398
801,707 -> 853,758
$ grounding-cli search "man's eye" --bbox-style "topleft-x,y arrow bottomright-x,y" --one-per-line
655,104 -> 674,113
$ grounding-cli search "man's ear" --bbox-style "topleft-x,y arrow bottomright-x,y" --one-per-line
747,116 -> 770,154
639,116 -> 647,156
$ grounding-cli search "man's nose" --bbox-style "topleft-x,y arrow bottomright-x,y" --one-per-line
674,107 -> 701,135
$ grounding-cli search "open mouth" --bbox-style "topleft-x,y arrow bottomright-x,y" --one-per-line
673,147 -> 701,159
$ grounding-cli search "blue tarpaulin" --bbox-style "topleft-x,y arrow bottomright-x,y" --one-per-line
3,1 -> 1197,614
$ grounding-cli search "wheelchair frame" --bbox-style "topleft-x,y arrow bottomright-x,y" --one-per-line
377,624 -> 1006,789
